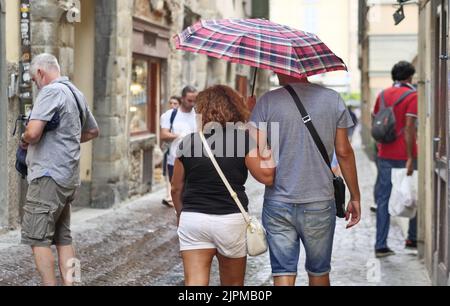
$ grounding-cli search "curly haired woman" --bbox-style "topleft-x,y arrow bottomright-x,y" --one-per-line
171,85 -> 275,286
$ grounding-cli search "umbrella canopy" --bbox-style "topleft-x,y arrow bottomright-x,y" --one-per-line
174,18 -> 347,80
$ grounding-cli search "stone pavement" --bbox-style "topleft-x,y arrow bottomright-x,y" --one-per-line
216,134 -> 431,286
314,137 -> 431,286
0,133 -> 431,286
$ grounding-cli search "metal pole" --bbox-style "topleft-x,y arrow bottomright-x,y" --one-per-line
251,67 -> 258,97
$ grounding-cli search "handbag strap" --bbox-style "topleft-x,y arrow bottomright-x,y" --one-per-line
285,85 -> 336,179
198,131 -> 251,224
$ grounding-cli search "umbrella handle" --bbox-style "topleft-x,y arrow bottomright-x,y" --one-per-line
251,68 -> 258,97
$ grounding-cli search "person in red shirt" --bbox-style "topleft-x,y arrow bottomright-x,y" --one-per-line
373,61 -> 418,258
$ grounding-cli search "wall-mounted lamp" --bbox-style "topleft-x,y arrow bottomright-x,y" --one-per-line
394,0 -> 413,26
393,5 -> 405,25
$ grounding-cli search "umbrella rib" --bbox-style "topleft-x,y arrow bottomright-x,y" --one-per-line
209,22 -> 295,46
282,26 -> 308,76
220,33 -> 244,59
229,19 -> 323,47
283,25 -> 325,75
198,23 -> 223,54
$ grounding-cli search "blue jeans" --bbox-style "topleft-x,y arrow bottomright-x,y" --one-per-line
374,158 -> 417,250
262,199 -> 336,277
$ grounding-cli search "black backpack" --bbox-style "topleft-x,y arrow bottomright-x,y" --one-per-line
371,90 -> 415,144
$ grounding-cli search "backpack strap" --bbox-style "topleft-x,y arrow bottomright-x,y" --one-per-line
392,90 -> 416,108
380,91 -> 387,109
169,109 -> 178,132
380,89 -> 415,110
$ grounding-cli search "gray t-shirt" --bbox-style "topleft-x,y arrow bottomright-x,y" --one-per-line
250,83 -> 354,204
27,77 -> 98,188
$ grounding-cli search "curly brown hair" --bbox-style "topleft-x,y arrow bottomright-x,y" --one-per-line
195,85 -> 250,128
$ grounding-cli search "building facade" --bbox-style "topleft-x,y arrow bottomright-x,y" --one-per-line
359,0 -> 419,157
359,0 -> 450,285
0,0 -> 22,230
0,0 -> 270,229
270,0 -> 360,95
417,0 -> 450,286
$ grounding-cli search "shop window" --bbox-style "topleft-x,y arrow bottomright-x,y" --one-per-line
130,58 -> 149,134
130,56 -> 160,135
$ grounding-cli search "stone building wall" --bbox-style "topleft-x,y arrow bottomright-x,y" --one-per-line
1,0 -> 22,229
6,62 -> 21,228
91,0 -> 133,208
167,0 -> 188,97
25,0 -> 134,209
7,0 -> 73,228
0,0 -> 8,229
31,0 -> 76,77
128,149 -> 142,196
0,0 -> 271,223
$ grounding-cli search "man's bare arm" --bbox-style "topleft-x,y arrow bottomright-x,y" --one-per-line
81,128 -> 100,143
22,120 -> 47,145
335,128 -> 361,229
405,116 -> 417,176
161,128 -> 178,142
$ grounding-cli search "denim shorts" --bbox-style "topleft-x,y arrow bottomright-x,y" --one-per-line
262,199 -> 336,277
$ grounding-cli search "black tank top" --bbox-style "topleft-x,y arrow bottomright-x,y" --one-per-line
177,128 -> 256,215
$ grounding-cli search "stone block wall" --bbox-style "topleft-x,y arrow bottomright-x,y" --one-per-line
167,0 -> 185,97
128,149 -> 142,197
91,0 -> 133,208
6,63 -> 22,228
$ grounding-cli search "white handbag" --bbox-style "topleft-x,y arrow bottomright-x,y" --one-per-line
199,131 -> 268,257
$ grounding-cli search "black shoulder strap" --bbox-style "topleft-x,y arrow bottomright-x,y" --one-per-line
59,82 -> 84,127
285,85 -> 335,177
169,109 -> 178,132
380,91 -> 386,109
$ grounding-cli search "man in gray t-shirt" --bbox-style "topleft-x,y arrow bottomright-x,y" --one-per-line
20,54 -> 99,286
250,73 -> 361,287
26,78 -> 98,189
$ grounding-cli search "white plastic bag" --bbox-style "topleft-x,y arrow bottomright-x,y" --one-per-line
389,169 -> 418,219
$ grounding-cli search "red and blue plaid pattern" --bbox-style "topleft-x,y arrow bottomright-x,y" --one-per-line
175,18 -> 347,79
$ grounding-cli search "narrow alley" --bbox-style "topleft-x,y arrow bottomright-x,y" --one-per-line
0,131 -> 430,286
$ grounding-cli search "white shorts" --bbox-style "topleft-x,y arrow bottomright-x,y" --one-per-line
177,212 -> 247,259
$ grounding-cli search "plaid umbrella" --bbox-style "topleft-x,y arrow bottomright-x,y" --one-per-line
174,18 -> 347,93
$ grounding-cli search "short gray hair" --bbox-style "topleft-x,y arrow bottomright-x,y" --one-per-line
182,85 -> 197,98
30,53 -> 61,76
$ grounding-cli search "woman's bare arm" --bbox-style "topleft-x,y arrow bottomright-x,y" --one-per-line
171,159 -> 186,225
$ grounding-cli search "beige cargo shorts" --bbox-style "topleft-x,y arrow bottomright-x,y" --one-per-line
21,177 -> 76,247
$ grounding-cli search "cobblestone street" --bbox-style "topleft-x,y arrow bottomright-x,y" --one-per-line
0,133 -> 430,286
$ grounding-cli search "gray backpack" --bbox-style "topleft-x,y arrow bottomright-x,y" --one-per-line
371,90 -> 415,144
